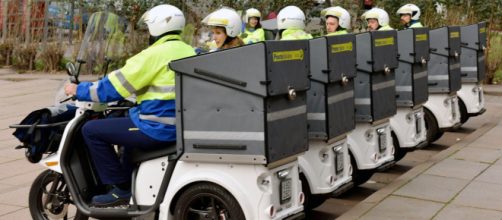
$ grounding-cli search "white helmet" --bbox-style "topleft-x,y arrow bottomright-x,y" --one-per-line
397,4 -> 421,20
141,4 -> 185,37
321,6 -> 351,30
362,8 -> 390,27
244,8 -> 261,23
202,7 -> 242,38
277,6 -> 306,30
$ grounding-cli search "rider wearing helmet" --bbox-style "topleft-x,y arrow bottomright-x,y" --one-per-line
64,4 -> 196,207
277,6 -> 313,40
203,7 -> 244,50
362,7 -> 393,31
321,6 -> 351,36
241,8 -> 265,44
397,3 -> 423,29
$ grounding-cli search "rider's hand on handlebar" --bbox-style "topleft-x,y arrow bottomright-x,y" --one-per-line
64,83 -> 78,97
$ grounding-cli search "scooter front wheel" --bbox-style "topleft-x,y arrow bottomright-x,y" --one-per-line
29,170 -> 88,220
174,182 -> 245,220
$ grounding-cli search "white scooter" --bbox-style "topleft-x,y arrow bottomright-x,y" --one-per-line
299,35 -> 356,210
457,22 -> 487,124
423,26 -> 462,143
390,27 -> 430,162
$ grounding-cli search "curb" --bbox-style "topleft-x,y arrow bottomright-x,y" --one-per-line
336,121 -> 498,220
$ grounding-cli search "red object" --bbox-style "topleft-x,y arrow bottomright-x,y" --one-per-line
364,0 -> 374,9
267,11 -> 277,20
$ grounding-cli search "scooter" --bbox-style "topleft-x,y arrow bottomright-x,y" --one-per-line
389,27 -> 430,162
457,22 -> 487,124
423,26 -> 462,143
299,34 -> 356,210
348,30 -> 398,185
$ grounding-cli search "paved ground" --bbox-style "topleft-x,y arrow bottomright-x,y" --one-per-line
1,68 -> 502,219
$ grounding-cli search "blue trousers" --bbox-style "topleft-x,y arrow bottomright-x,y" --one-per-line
82,117 -> 171,185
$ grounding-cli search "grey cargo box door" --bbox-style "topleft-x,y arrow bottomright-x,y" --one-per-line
397,28 -> 430,64
412,64 -> 429,105
326,82 -> 355,138
429,26 -> 461,58
327,34 -> 357,82
371,30 -> 399,72
460,22 -> 487,82
266,40 -> 310,96
371,72 -> 397,121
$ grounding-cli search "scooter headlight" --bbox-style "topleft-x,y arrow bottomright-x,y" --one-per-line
365,129 -> 374,142
443,98 -> 450,107
406,112 -> 414,123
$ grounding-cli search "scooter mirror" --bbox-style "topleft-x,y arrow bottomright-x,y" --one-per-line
66,62 -> 77,77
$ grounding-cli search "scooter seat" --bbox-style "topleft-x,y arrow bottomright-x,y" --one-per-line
129,143 -> 177,163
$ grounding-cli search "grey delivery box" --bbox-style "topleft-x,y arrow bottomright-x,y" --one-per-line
169,41 -> 310,165
428,26 -> 462,93
354,31 -> 398,122
308,34 -> 356,141
395,28 -> 430,107
460,22 -> 487,82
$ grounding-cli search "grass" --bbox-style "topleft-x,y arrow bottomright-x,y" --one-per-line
488,32 -> 502,84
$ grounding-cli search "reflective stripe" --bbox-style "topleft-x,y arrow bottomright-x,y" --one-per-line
327,90 -> 354,104
449,63 -> 461,70
115,70 -> 136,94
461,66 -> 477,72
414,71 -> 427,80
89,82 -> 100,102
267,105 -> 306,122
355,98 -> 371,105
428,75 -> 449,80
139,114 -> 176,125
373,80 -> 395,91
138,85 -> 176,95
184,131 -> 265,141
396,86 -> 412,92
308,113 -> 326,121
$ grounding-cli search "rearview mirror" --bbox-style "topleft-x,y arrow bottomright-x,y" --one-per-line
65,62 -> 76,76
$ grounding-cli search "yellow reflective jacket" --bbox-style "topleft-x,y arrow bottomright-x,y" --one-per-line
280,29 -> 313,40
326,29 -> 349,36
242,28 -> 265,44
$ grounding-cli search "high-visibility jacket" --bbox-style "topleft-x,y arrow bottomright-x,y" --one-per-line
280,29 -> 313,40
76,34 -> 196,141
326,29 -> 349,36
378,25 -> 394,31
408,21 -> 424,28
242,28 -> 265,44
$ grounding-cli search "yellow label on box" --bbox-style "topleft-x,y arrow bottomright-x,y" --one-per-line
416,34 -> 428,42
450,31 -> 460,38
331,42 -> 353,53
480,27 -> 486,33
272,49 -> 304,62
374,37 -> 394,47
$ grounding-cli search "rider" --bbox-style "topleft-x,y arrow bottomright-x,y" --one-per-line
362,7 -> 393,31
277,6 -> 313,40
241,8 -> 266,44
396,3 -> 424,29
64,4 -> 196,207
203,7 -> 244,50
321,6 -> 351,36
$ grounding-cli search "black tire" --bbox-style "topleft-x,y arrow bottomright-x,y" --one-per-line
300,174 -> 328,210
174,182 -> 245,220
349,152 -> 374,186
392,131 -> 407,162
458,98 -> 470,124
29,170 -> 88,220
424,108 -> 443,143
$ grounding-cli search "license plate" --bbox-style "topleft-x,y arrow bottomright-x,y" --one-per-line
378,132 -> 387,154
335,150 -> 344,175
415,114 -> 422,135
451,99 -> 456,119
280,178 -> 292,204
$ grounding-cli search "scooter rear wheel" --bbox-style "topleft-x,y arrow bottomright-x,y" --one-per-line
174,182 -> 245,220
29,170 -> 88,220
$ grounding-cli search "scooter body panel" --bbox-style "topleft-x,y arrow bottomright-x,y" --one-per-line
423,93 -> 460,129
347,121 -> 394,170
390,107 -> 426,149
298,139 -> 351,195
457,83 -> 485,115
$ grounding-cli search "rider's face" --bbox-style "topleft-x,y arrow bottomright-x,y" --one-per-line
211,27 -> 227,48
367,19 -> 379,31
326,16 -> 339,33
400,14 -> 411,25
249,17 -> 259,28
